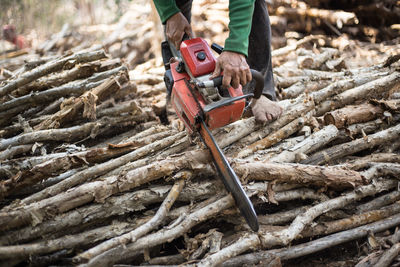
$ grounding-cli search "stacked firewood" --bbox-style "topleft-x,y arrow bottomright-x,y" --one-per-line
0,0 -> 400,266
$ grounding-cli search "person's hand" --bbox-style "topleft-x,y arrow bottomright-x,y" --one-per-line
250,95 -> 283,123
166,12 -> 193,49
210,51 -> 251,89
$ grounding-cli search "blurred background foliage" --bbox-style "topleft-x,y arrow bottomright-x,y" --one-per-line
0,0 -> 132,43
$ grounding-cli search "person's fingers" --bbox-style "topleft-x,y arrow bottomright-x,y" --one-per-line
231,73 -> 240,89
239,67 -> 247,86
222,71 -> 232,89
185,27 -> 193,38
210,61 -> 221,79
246,69 -> 252,85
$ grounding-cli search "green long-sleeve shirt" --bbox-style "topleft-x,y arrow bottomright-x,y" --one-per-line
153,0 -> 255,56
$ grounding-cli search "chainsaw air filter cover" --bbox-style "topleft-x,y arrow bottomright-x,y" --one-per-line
180,38 -> 216,77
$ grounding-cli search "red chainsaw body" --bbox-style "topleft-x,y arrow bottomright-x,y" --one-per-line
170,37 -> 245,133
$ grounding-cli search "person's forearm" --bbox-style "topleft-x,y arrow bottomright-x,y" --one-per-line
153,0 -> 180,23
224,0 -> 255,56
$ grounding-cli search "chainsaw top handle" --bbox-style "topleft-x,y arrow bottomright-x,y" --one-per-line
204,69 -> 264,100
206,41 -> 264,100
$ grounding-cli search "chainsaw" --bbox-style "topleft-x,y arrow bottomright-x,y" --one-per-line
162,37 -> 263,231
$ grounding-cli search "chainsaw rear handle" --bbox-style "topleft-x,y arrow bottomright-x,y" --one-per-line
196,69 -> 264,100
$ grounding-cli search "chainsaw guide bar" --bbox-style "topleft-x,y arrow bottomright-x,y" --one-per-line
163,37 -> 261,231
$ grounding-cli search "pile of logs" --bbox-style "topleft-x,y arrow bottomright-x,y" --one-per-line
268,0 -> 400,43
0,0 -> 400,266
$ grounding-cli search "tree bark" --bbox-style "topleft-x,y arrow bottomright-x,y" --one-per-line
302,124 -> 400,165
17,131 -> 186,206
222,213 -> 400,267
236,112 -> 312,158
276,6 -> 358,28
324,103 -> 384,129
34,72 -> 128,130
12,62 -> 99,97
0,141 -> 145,199
0,50 -> 106,98
77,178 -> 186,263
0,115 -> 137,152
270,124 -> 339,163
315,71 -> 400,116
234,161 -> 364,189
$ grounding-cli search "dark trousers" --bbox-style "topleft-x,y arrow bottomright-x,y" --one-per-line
175,0 -> 276,100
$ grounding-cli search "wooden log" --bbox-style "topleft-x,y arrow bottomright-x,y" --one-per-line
0,50 -> 106,98
0,115 -> 51,138
221,213 -> 400,267
356,191 -> 400,214
367,162 -> 400,179
315,71 -> 400,116
254,186 -> 329,203
270,124 -> 339,163
233,161 -> 364,189
35,97 -> 64,116
146,254 -> 186,265
236,111 -> 312,158
34,73 -> 128,130
76,178 -> 186,263
0,105 -> 27,127
375,243 -> 400,267
1,150 -> 77,175
387,228 -> 400,246
0,115 -> 136,152
301,201 -> 400,238
0,68 -> 13,80
0,180 -> 219,246
235,97 -> 315,146
259,179 -> 397,247
271,35 -> 325,58
201,180 -> 397,266
0,78 -> 103,114
275,6 -> 359,28
17,131 -> 186,206
38,23 -> 70,52
97,99 -> 141,118
0,221 -> 136,260
323,103 -> 384,129
14,169 -> 81,197
371,98 -> 400,112
0,65 -> 128,113
297,48 -> 339,69
198,234 -> 261,267
0,142 -> 145,199
244,135 -> 306,162
0,144 -> 33,161
274,65 -> 345,79
311,71 -> 389,106
12,62 -> 99,97
81,194 -> 235,267
275,75 -> 310,89
259,206 -> 312,226
301,123 -> 400,165
281,80 -> 329,99
344,118 -> 388,139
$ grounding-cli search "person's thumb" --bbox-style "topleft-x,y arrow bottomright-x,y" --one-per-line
185,27 -> 193,39
210,61 -> 221,79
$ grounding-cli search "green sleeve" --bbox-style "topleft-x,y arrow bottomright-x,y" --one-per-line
153,0 -> 180,24
224,0 -> 255,57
